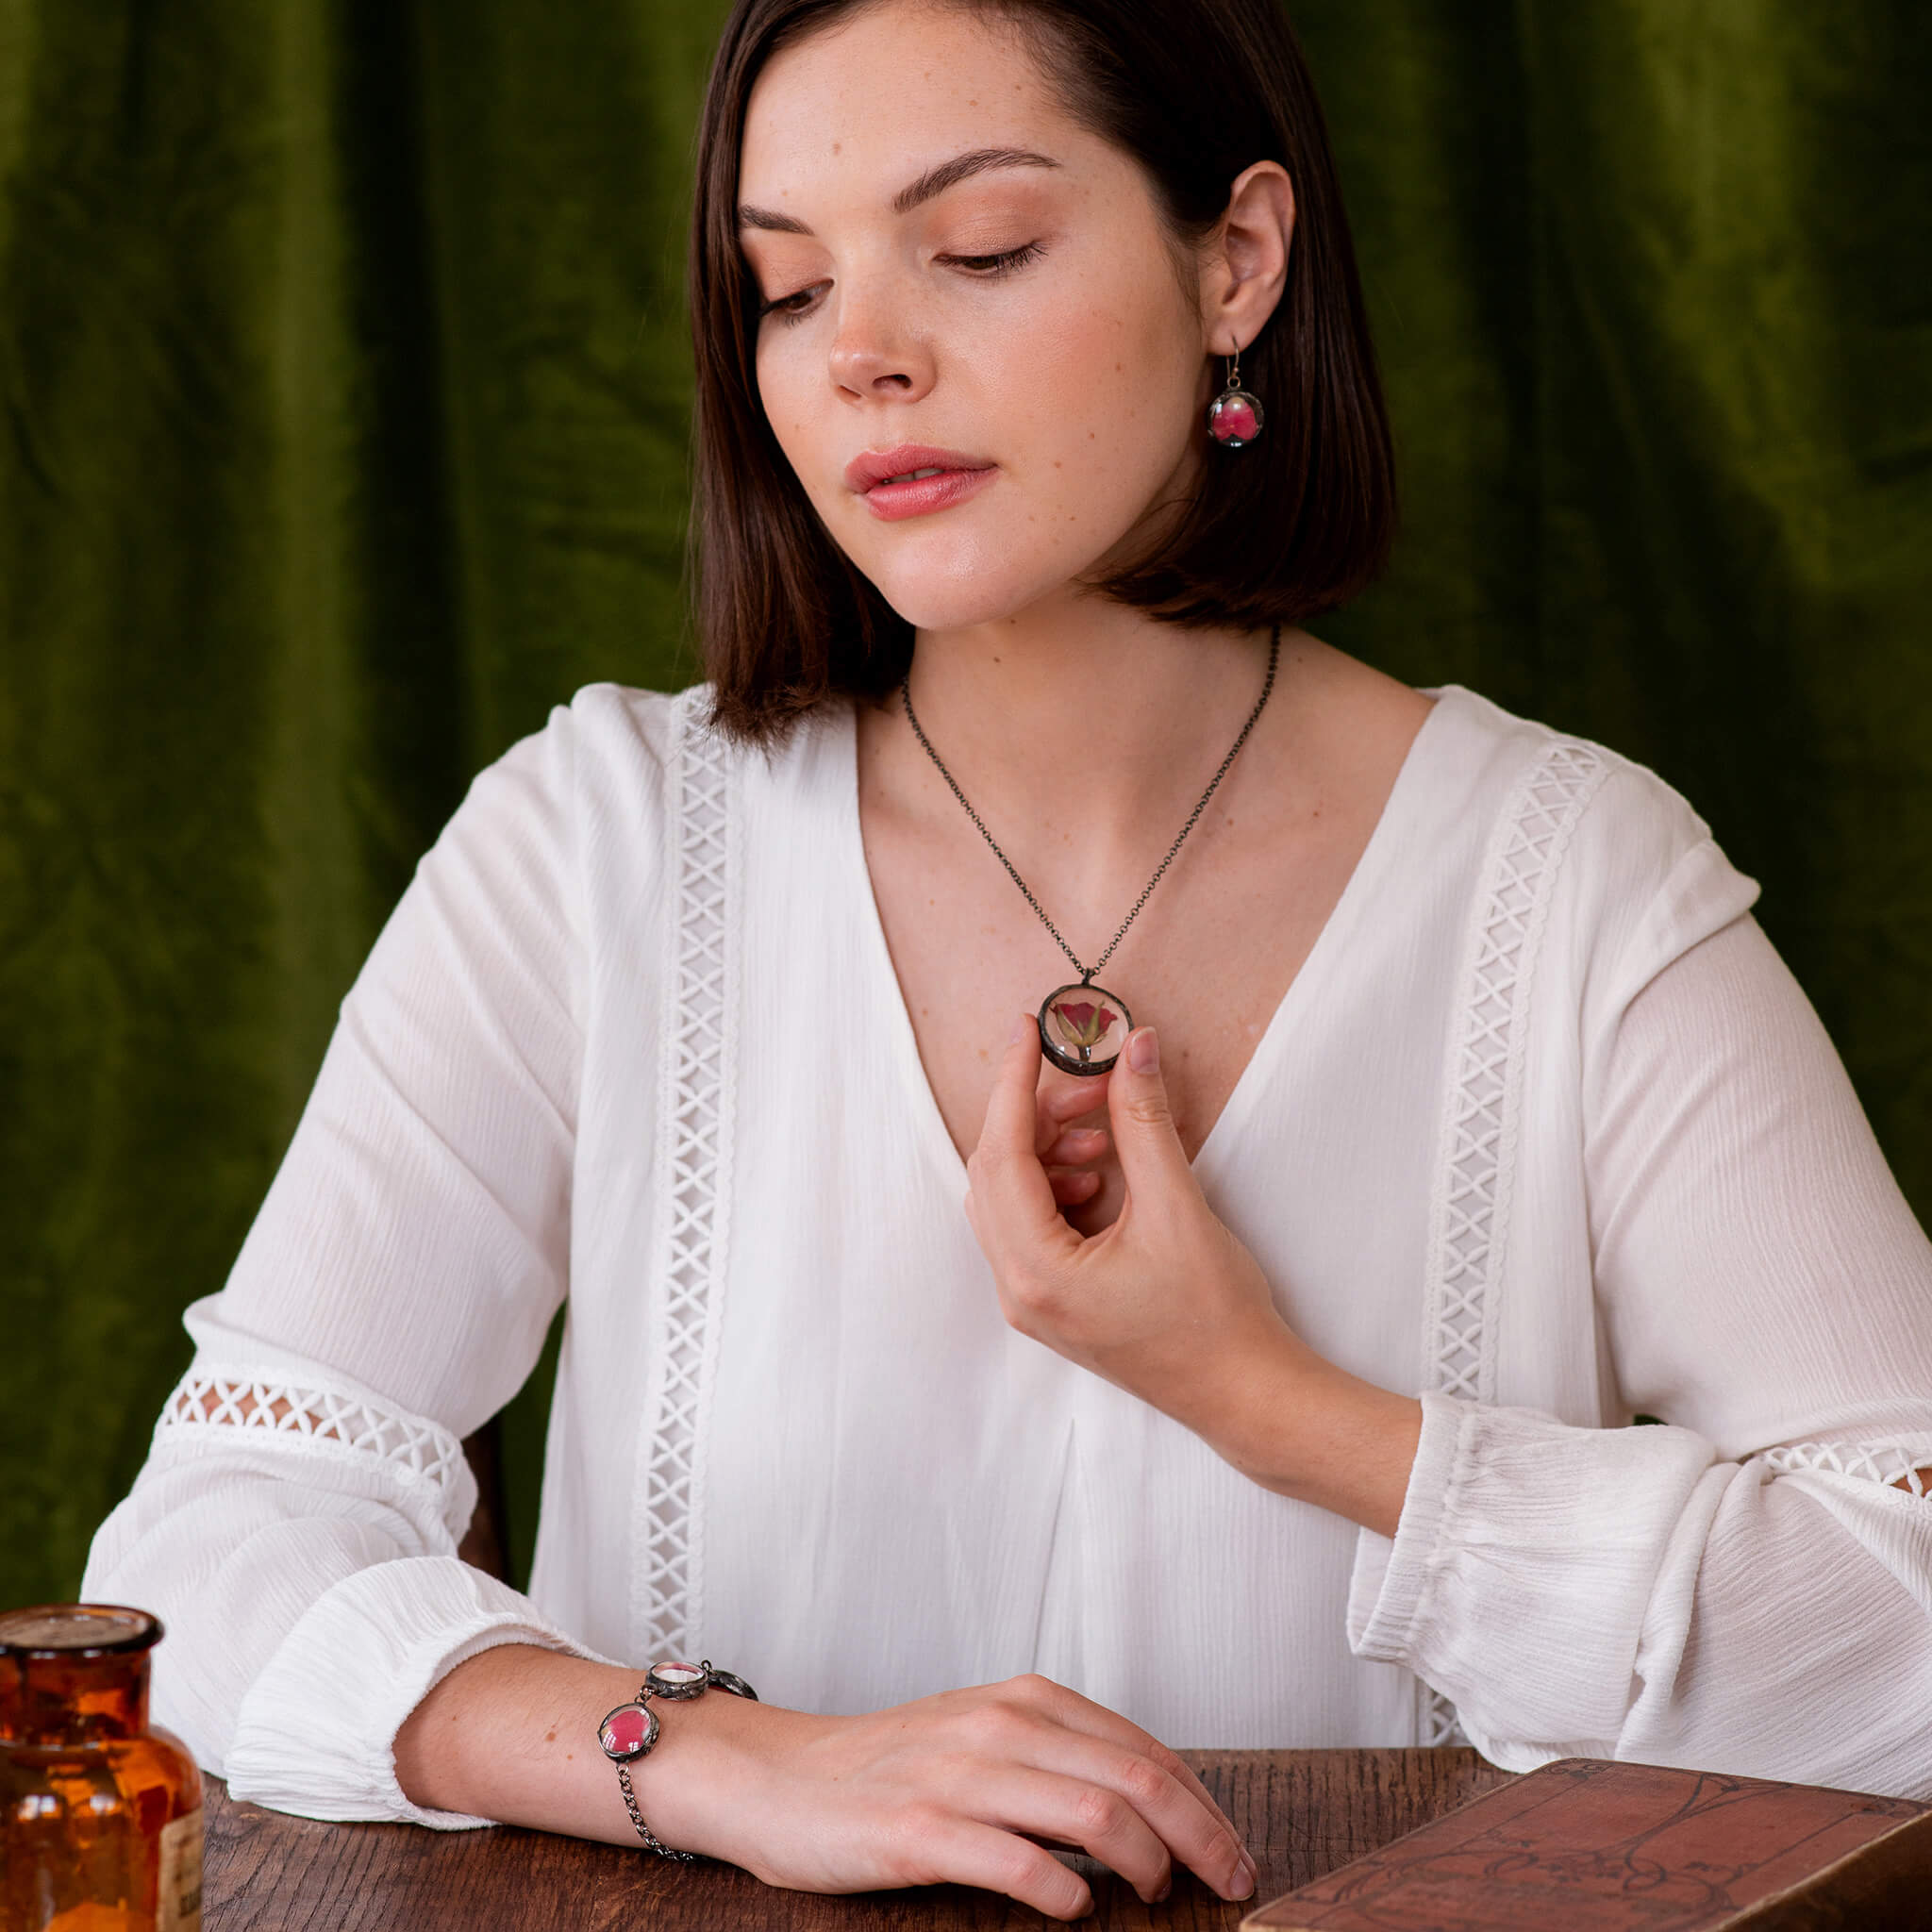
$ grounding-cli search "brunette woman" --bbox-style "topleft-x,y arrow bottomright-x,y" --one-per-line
85,0 -> 1932,1918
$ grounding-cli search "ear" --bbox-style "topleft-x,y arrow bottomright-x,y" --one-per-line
1199,160 -> 1295,358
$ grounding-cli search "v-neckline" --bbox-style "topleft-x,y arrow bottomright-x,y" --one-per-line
840,687 -> 1457,1195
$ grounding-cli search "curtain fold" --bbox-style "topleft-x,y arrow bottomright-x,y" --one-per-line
3,0 -> 1925,1605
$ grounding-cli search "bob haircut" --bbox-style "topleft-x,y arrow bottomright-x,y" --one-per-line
689,0 -> 1397,746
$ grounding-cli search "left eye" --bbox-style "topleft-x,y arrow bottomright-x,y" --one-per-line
940,242 -> 1046,275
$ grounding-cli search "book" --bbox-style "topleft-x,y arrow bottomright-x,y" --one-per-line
1241,1756 -> 1932,1930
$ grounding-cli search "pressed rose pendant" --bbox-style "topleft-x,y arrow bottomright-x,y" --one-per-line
1038,981 -> 1133,1077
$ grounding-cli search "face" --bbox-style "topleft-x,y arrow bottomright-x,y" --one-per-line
737,0 -> 1215,632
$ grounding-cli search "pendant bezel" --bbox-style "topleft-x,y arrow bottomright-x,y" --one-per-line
1037,981 -> 1133,1076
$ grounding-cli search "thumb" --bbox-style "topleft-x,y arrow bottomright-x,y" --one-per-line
1107,1025 -> 1193,1195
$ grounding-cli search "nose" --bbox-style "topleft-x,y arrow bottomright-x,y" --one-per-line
826,282 -> 934,404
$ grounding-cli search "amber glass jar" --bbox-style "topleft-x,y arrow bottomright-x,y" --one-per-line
1,1605 -> 202,1932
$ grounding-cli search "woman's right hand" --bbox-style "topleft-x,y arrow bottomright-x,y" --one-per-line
691,1672 -> 1259,1919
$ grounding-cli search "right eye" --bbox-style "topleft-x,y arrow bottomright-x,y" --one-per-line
758,280 -> 829,325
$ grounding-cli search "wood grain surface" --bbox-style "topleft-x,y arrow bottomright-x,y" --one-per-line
199,1747 -> 1516,1930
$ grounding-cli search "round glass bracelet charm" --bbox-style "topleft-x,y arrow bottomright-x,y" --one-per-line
644,1659 -> 709,1700
1207,384 -> 1264,448
701,1662 -> 759,1700
1038,983 -> 1133,1076
599,1701 -> 661,1761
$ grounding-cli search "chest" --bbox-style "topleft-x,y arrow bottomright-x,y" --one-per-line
856,706 -> 1432,1231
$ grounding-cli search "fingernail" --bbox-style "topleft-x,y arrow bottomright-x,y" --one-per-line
1155,1874 -> 1173,1902
1230,1862 -> 1255,1900
1008,1011 -> 1030,1045
1127,1025 -> 1158,1074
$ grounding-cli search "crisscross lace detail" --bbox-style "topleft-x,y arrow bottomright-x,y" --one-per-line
156,1370 -> 466,1490
635,690 -> 738,1657
1761,1441 -> 1932,1497
1419,738 -> 1609,1750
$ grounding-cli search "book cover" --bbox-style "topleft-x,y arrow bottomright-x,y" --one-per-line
1242,1756 -> 1932,1930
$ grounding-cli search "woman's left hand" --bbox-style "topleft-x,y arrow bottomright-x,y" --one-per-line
963,1011 -> 1320,1431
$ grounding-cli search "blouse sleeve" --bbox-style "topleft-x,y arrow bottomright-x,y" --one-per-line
1347,784 -> 1932,1797
79,690 -> 644,1827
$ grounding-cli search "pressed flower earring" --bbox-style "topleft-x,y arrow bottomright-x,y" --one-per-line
1207,345 -> 1264,449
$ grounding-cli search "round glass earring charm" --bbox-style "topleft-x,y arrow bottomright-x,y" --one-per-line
1207,349 -> 1264,448
1038,982 -> 1133,1076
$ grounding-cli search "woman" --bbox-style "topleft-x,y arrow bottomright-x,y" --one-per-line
83,0 -> 1932,1918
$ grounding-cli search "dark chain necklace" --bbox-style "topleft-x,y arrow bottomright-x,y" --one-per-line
899,622 -> 1280,1075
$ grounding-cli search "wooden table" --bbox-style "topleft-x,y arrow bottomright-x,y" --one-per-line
202,1746 -> 1517,1928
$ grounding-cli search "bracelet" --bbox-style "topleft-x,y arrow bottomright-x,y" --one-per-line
597,1657 -> 759,1858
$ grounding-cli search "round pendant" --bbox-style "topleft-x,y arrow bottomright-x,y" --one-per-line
1207,386 -> 1264,448
1038,982 -> 1133,1076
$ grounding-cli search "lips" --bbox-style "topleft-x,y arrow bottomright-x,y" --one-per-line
843,444 -> 995,494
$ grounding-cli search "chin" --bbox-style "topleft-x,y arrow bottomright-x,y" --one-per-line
858,537 -> 1124,634
871,575 -> 1041,631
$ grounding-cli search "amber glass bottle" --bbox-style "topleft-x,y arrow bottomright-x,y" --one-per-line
1,1606 -> 202,1932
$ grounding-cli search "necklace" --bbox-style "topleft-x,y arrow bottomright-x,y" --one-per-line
899,623 -> 1280,1077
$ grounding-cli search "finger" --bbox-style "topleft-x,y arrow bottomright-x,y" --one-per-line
968,1763 -> 1173,1906
1043,1126 -> 1108,1165
1105,1025 -> 1198,1203
1006,1675 -> 1248,1872
908,1813 -> 1093,1922
992,1714 -> 1250,1904
1047,1168 -> 1102,1207
972,1015 -> 1081,1255
1037,1067 -> 1114,1128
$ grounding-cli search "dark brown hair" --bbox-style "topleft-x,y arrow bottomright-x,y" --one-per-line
688,0 -> 1397,745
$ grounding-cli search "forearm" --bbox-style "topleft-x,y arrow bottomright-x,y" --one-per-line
393,1643 -> 796,1855
1190,1328 -> 1423,1541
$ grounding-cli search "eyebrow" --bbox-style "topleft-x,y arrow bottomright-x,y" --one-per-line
737,146 -> 1062,235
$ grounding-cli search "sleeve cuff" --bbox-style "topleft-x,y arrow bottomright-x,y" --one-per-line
1347,1389 -> 1468,1662
225,1557 -> 619,1828
1346,1394 -> 1724,1745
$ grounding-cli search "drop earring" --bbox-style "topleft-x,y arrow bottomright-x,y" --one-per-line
1207,346 -> 1264,449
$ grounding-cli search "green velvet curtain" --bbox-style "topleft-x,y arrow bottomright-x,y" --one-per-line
4,2 -> 1927,1607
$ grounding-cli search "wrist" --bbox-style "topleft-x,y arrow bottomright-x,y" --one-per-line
392,1643 -> 796,1857
1199,1329 -> 1423,1541
613,1668 -> 804,1865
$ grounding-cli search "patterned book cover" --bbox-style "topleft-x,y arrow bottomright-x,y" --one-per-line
1242,1757 -> 1932,1930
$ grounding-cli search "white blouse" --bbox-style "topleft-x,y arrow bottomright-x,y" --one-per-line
82,679 -> 1932,1827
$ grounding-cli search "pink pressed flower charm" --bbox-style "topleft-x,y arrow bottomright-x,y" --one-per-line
1051,999 -> 1119,1050
1208,386 -> 1264,447
1038,981 -> 1132,1075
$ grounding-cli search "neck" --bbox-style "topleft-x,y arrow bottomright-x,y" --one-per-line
896,593 -> 1284,863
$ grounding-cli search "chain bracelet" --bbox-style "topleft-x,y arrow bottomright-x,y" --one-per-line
900,624 -> 1279,981
598,1657 -> 759,1860
615,1758 -> 699,1861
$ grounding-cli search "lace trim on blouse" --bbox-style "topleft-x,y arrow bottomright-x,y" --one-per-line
1418,739 -> 1609,1746
156,1372 -> 467,1484
631,687 -> 740,1659
151,1368 -> 475,1549
1760,1442 -> 1932,1497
